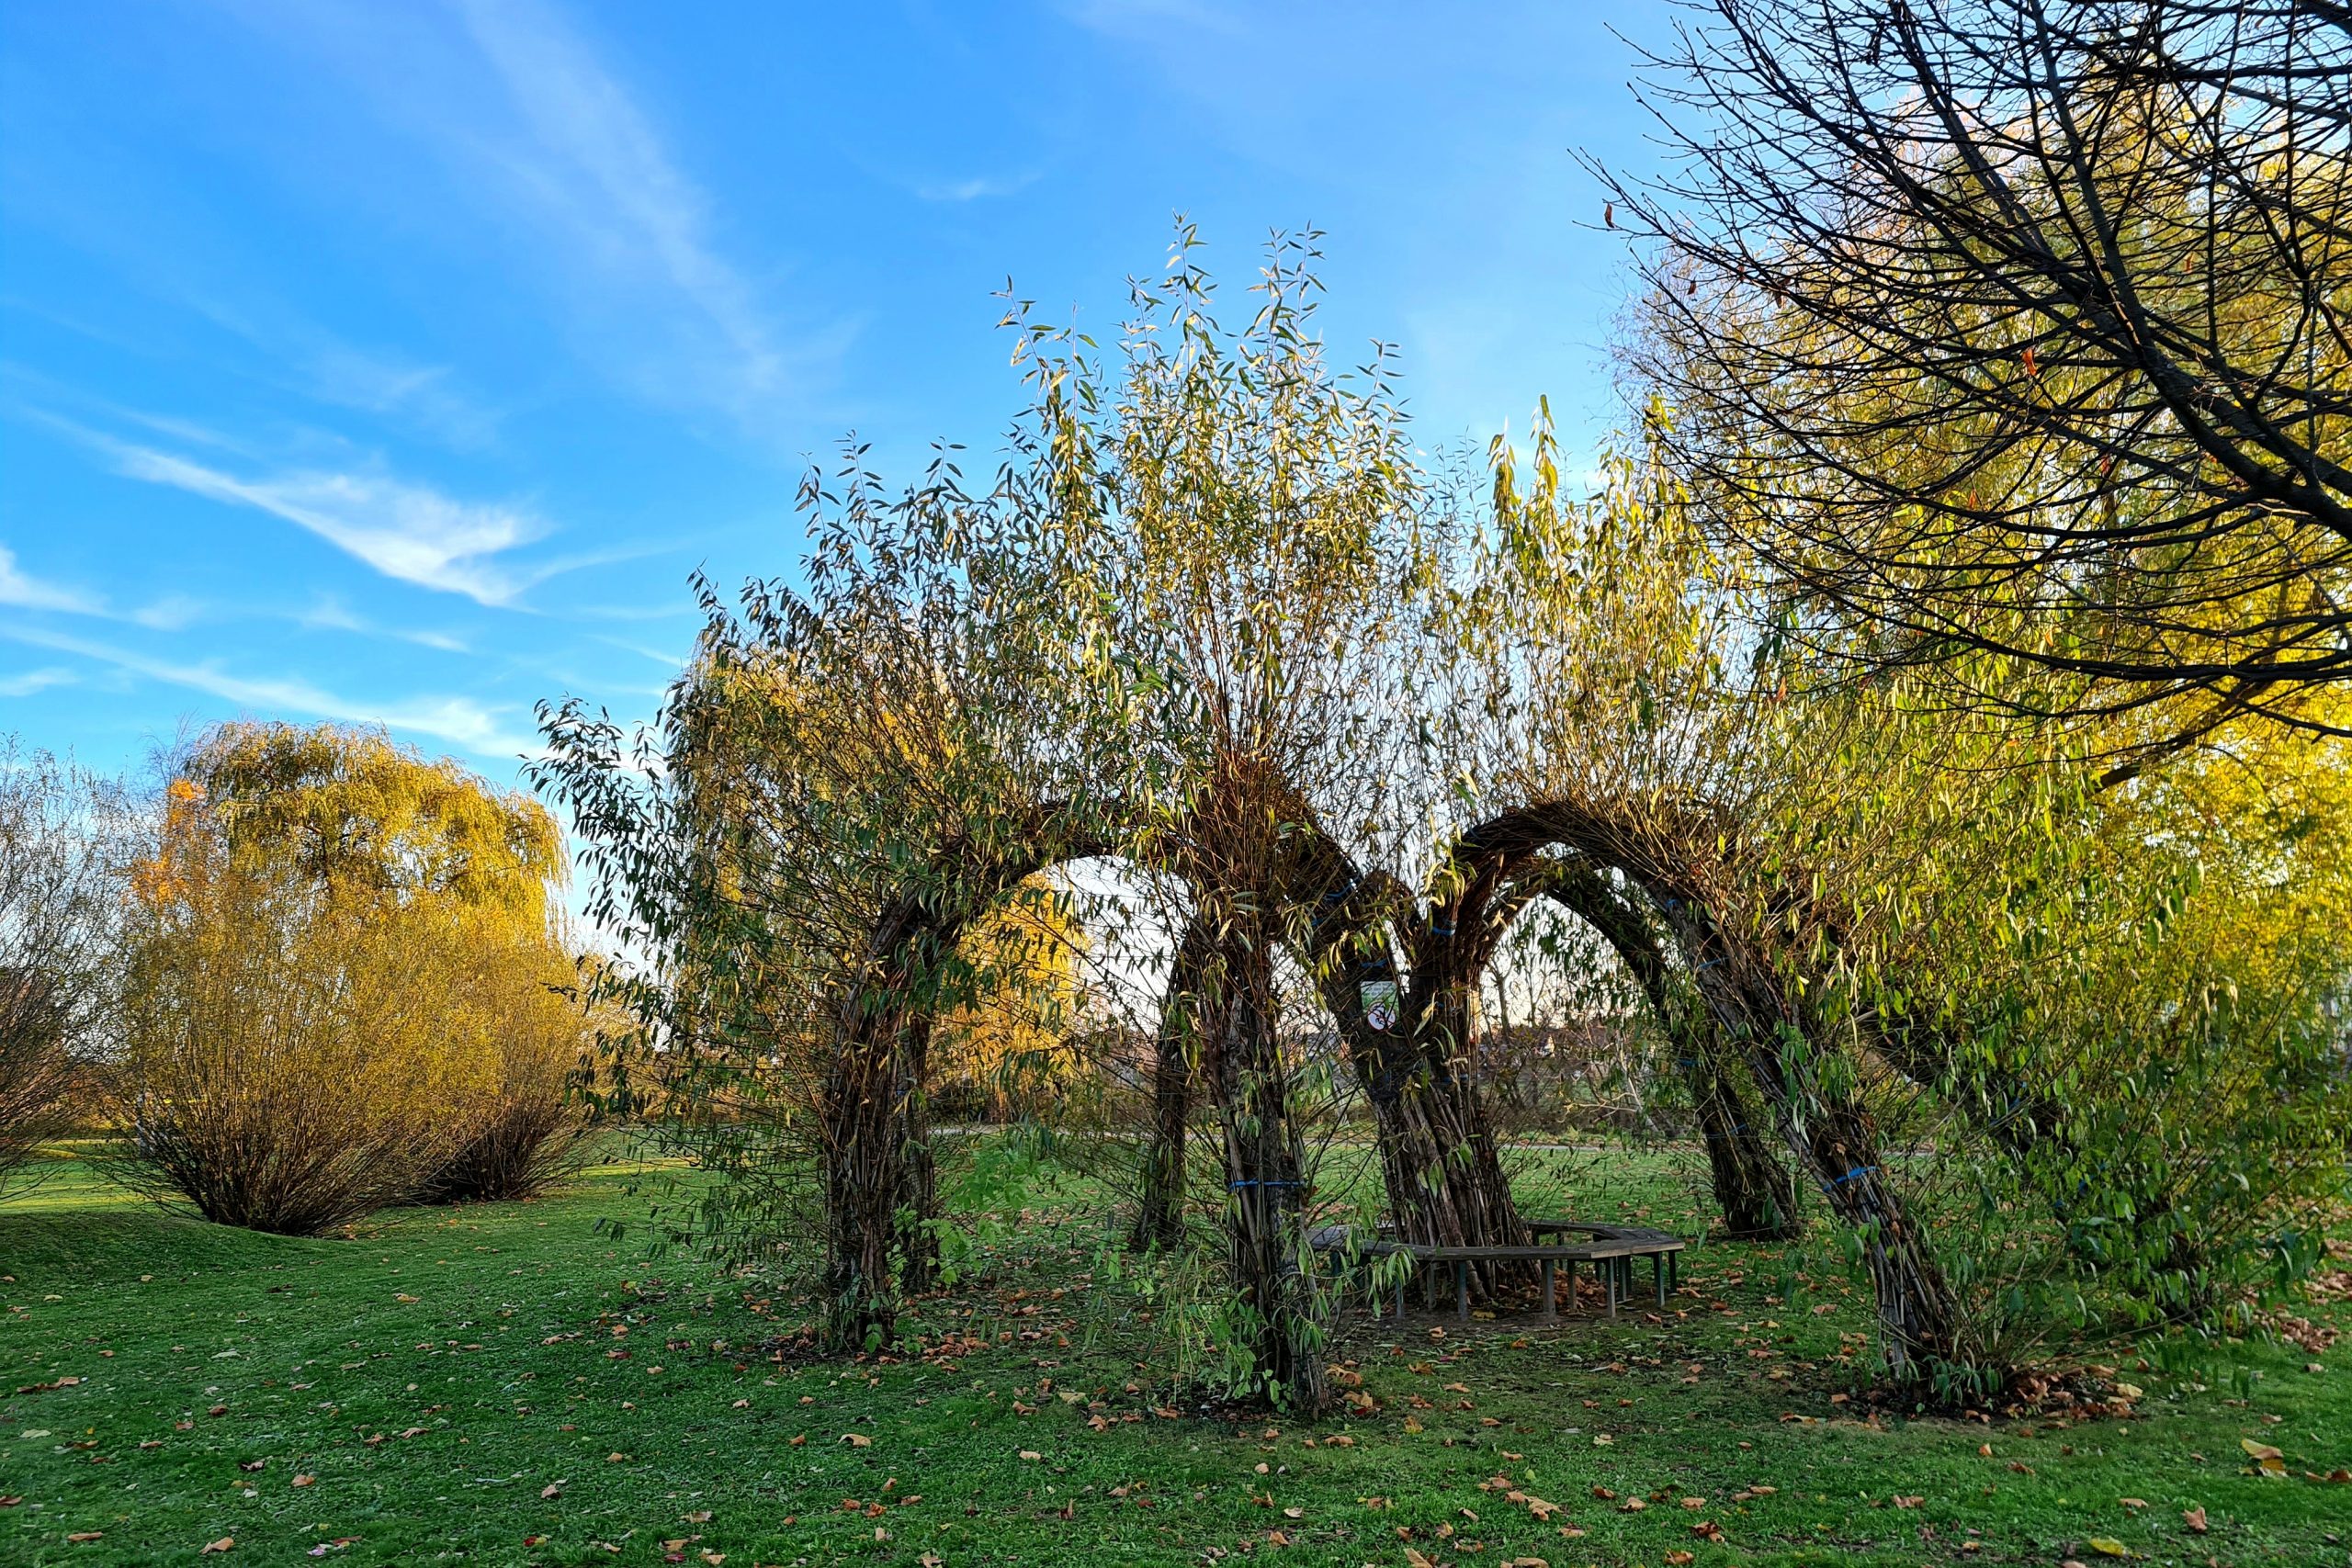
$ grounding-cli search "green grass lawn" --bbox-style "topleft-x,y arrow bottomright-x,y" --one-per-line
1,1145 -> 2344,1567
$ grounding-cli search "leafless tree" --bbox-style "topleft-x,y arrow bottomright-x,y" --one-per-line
0,740 -> 131,1192
1595,0 -> 2352,743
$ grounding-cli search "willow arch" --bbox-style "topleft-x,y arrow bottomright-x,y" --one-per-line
1430,799 -> 1970,1380
828,809 -> 1351,1406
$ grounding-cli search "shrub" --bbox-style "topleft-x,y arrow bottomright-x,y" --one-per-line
113,819 -> 494,1235
417,934 -> 591,1204
110,726 -> 590,1233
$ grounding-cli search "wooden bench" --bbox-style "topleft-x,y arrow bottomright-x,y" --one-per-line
1530,1221 -> 1685,1304
1310,1222 -> 1686,1323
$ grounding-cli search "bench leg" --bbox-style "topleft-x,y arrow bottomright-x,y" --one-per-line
1425,1259 -> 1438,1312
1606,1260 -> 1618,1319
1395,1272 -> 1406,1321
1541,1258 -> 1556,1321
1455,1260 -> 1469,1322
1654,1254 -> 1667,1308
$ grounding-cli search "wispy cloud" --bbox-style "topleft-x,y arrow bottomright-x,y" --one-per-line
1058,0 -> 1247,39
0,667 -> 78,699
0,537 -> 209,629
143,288 -> 508,451
443,0 -> 789,416
2,624 -> 542,761
914,172 -> 1041,203
593,633 -> 688,669
299,593 -> 472,654
130,595 -> 206,632
0,545 -> 104,615
102,440 -> 548,606
195,0 -> 820,427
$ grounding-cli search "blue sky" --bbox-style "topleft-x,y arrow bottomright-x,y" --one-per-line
1,0 -> 1667,791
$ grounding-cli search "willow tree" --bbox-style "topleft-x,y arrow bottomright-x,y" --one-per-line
114,724 -> 581,1234
1002,230 -> 1468,1408
178,721 -> 563,919
1427,421 -> 1989,1383
1449,405 -> 2352,1390
537,453 -> 1123,1351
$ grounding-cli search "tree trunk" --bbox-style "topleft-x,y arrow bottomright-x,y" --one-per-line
1681,1046 -> 1802,1239
1543,866 -> 1802,1242
893,1008 -> 941,1293
1796,1107 -> 1965,1385
1377,978 -> 1526,1251
1132,916 -> 1212,1252
1694,953 -> 1972,1386
820,998 -> 906,1352
1204,923 -> 1330,1415
1307,907 -> 1523,1259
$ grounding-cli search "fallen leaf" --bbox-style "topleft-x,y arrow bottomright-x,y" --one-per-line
1019,1450 -> 1043,1461
2086,1539 -> 2127,1557
2182,1506 -> 2208,1534
66,1532 -> 104,1543
841,1433 -> 872,1448
541,1483 -> 562,1499
200,1540 -> 233,1555
291,1475 -> 314,1488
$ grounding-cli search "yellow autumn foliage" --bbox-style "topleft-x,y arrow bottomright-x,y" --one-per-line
929,882 -> 1091,1122
115,723 -> 586,1232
